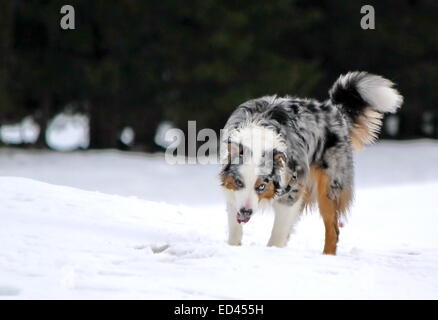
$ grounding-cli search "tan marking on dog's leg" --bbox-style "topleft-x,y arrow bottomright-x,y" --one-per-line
337,187 -> 353,217
314,168 -> 340,255
300,186 -> 315,212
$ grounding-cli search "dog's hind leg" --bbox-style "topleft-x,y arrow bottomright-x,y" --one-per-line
227,202 -> 243,246
317,188 -> 339,255
268,198 -> 303,248
313,167 -> 352,255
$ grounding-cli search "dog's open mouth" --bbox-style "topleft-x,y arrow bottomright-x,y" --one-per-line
236,213 -> 251,224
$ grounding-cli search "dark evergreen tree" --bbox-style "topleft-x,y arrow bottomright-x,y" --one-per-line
0,0 -> 436,149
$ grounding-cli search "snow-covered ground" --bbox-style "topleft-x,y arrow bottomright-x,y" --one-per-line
1,140 -> 438,299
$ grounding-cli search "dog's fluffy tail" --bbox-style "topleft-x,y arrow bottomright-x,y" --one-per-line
329,71 -> 403,150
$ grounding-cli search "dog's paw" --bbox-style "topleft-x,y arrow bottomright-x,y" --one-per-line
267,240 -> 286,248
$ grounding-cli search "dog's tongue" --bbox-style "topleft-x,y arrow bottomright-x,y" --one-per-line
237,215 -> 251,224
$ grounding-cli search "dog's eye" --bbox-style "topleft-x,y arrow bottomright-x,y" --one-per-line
235,179 -> 244,188
255,183 -> 266,192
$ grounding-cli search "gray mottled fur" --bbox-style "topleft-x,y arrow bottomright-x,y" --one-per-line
221,71 -> 403,208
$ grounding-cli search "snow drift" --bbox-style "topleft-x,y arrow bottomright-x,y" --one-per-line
1,176 -> 438,299
1,141 -> 438,299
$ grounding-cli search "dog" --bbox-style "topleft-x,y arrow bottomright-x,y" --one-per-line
220,71 -> 403,254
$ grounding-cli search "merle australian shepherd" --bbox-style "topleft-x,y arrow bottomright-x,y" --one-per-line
220,72 -> 403,254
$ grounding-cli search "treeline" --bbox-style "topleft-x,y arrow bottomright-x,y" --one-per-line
0,0 -> 437,150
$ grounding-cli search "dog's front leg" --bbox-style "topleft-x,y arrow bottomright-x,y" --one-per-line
227,202 -> 242,246
268,198 -> 303,248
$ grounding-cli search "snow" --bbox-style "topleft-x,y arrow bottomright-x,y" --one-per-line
0,117 -> 39,145
0,112 -> 89,151
120,127 -> 135,146
154,121 -> 175,148
46,112 -> 89,151
1,140 -> 438,299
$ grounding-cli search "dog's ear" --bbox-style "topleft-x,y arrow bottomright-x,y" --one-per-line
227,142 -> 243,164
273,150 -> 291,191
273,150 -> 286,169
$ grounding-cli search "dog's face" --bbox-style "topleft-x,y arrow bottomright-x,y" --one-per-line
220,125 -> 286,223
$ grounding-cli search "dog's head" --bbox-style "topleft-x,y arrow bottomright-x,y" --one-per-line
220,124 -> 293,223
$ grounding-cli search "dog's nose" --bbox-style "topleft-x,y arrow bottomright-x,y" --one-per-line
239,208 -> 253,216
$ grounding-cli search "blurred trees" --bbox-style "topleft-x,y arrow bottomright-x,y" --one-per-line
0,0 -> 437,150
